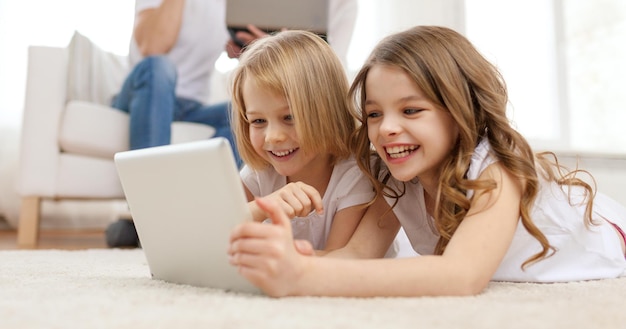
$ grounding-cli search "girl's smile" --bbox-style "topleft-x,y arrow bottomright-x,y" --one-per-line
268,147 -> 299,160
385,144 -> 419,160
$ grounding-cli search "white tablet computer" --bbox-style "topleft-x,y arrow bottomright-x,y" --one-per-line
114,138 -> 260,294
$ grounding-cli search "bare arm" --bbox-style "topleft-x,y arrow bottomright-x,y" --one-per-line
319,194 -> 399,257
134,0 -> 185,56
300,163 -> 521,297
230,162 -> 521,297
318,204 -> 365,253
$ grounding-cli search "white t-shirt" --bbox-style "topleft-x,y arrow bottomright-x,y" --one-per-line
129,0 -> 357,103
327,0 -> 358,69
130,0 -> 229,104
386,138 -> 626,282
240,157 -> 374,250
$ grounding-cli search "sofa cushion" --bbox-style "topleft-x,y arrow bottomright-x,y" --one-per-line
66,31 -> 128,105
59,101 -> 216,159
171,121 -> 216,145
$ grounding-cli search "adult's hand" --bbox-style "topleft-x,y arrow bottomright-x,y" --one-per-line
225,24 -> 269,58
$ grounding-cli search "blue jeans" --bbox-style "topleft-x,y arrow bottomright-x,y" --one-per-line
111,56 -> 241,167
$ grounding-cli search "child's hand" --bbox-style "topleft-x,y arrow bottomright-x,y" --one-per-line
229,197 -> 310,297
265,182 -> 324,219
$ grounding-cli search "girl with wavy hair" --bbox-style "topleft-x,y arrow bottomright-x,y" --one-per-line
229,26 -> 626,297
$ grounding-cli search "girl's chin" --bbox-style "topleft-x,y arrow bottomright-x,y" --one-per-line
393,175 -> 416,182
272,162 -> 304,178
387,168 -> 417,182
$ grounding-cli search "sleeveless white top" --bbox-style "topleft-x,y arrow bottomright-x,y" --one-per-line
386,138 -> 626,282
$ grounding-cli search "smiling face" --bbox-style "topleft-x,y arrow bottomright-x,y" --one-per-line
364,64 -> 459,185
242,78 -> 328,179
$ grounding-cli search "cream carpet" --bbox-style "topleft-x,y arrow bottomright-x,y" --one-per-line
1,249 -> 625,329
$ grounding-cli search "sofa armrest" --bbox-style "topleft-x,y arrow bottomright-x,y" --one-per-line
17,46 -> 68,197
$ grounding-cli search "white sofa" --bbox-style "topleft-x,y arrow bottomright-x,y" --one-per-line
16,39 -> 216,247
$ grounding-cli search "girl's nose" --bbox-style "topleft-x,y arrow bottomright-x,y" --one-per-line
265,124 -> 287,143
378,115 -> 401,137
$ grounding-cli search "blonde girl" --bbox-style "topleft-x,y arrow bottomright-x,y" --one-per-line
229,26 -> 626,297
230,30 -> 383,254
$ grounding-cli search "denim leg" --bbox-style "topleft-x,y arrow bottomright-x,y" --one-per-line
111,56 -> 177,150
176,99 -> 242,167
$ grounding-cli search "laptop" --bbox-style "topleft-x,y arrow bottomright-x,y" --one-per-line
226,0 -> 329,47
114,138 -> 260,294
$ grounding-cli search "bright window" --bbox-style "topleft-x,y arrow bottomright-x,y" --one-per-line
465,0 -> 563,149
467,0 -> 626,155
562,0 -> 626,154
348,0 -> 626,155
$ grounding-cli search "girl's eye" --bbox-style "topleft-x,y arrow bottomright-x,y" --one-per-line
404,108 -> 422,115
284,114 -> 294,122
249,118 -> 266,125
366,111 -> 381,118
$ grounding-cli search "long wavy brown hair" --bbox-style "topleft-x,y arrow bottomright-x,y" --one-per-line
349,26 -> 597,268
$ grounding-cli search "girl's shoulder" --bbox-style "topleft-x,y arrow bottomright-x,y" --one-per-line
332,156 -> 369,182
240,164 -> 287,196
334,156 -> 358,171
327,157 -> 376,200
466,138 -> 498,181
240,164 -> 282,184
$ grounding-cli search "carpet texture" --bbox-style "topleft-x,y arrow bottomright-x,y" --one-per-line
1,249 -> 624,329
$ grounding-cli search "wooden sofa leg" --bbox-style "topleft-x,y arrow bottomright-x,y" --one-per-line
17,196 -> 41,248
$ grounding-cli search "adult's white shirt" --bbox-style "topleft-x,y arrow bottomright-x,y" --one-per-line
129,0 -> 357,104
130,0 -> 228,104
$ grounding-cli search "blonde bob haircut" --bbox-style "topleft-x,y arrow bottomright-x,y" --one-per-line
231,30 -> 356,169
